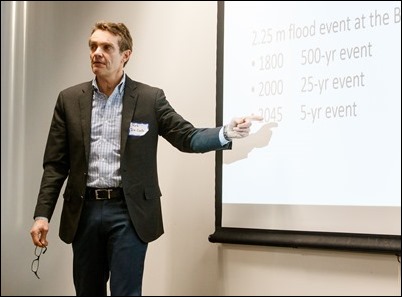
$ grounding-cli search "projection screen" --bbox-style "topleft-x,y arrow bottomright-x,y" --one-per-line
209,1 -> 401,254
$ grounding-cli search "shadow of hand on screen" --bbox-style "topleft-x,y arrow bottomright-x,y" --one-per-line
223,122 -> 278,164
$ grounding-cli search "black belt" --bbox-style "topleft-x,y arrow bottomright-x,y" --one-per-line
85,187 -> 123,200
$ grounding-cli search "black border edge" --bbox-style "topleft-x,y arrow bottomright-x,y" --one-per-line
215,1 -> 224,229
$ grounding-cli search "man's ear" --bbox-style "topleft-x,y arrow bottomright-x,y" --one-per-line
124,50 -> 132,62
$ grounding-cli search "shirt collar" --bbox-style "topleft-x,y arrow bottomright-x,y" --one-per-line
92,72 -> 126,94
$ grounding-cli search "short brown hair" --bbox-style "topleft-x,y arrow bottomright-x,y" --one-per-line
91,21 -> 133,53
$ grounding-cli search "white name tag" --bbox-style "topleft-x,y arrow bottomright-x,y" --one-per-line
129,122 -> 149,136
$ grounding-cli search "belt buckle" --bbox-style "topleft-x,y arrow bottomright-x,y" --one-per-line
95,189 -> 112,200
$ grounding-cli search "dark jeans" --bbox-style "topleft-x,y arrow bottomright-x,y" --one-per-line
72,198 -> 148,296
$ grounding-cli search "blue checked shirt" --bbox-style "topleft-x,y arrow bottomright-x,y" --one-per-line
86,74 -> 126,188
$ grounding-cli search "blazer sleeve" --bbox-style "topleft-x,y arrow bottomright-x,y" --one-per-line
155,89 -> 231,153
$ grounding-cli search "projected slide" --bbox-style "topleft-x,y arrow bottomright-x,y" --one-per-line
221,1 -> 401,235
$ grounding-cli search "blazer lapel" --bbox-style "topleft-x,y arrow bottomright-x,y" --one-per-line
79,83 -> 94,163
121,78 -> 138,157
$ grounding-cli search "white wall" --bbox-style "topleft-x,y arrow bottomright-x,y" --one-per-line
1,1 -> 400,296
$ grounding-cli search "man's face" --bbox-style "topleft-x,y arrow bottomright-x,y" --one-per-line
88,29 -> 130,78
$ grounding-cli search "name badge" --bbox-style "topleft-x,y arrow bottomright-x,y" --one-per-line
129,122 -> 149,136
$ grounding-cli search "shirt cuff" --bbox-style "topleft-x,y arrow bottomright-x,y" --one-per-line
219,126 -> 231,145
35,217 -> 49,222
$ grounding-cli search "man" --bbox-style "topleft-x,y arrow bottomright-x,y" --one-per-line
30,21 -> 261,296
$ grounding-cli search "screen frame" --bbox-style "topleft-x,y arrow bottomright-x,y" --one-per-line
209,1 -> 401,255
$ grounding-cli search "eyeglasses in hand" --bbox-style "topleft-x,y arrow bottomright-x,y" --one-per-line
31,246 -> 47,279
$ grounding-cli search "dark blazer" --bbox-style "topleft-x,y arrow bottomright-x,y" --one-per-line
34,75 -> 230,244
